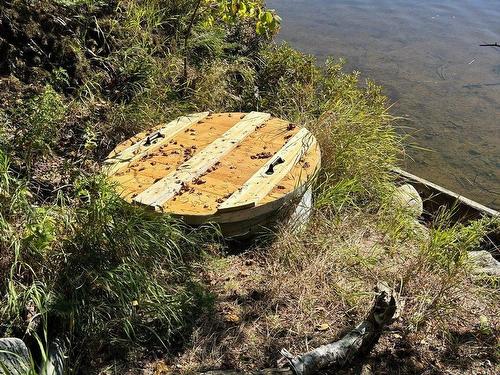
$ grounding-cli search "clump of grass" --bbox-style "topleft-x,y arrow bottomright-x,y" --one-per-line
6,85 -> 66,169
0,149 -> 212,369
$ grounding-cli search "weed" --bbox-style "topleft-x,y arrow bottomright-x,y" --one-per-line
0,152 -> 212,369
7,86 -> 66,169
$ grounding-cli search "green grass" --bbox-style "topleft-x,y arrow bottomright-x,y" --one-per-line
5,86 -> 66,170
0,149 -> 213,368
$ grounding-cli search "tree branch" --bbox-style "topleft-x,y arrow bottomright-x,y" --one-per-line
479,43 -> 500,48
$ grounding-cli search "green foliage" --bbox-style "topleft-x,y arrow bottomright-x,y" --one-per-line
106,47 -> 157,103
424,210 -> 494,274
59,176 -> 210,349
314,178 -> 363,211
257,43 -> 319,119
0,10 -> 402,367
5,1 -> 495,373
9,85 -> 66,167
0,150 -> 30,222
50,67 -> 71,91
0,150 -> 211,367
204,0 -> 281,37
188,25 -> 228,66
118,0 -> 171,49
254,44 -> 399,203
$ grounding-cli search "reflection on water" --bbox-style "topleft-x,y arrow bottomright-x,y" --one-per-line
268,0 -> 500,209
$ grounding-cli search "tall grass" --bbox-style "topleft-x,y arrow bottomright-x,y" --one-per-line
0,148 -> 211,369
175,196 -> 499,372
254,44 -> 401,205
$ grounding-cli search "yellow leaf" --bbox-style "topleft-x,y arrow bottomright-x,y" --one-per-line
315,323 -> 329,331
225,313 -> 241,323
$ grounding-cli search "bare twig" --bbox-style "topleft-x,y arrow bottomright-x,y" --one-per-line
183,0 -> 203,81
480,43 -> 500,48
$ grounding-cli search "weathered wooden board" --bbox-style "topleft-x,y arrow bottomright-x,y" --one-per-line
133,111 -> 271,208
393,168 -> 499,220
218,128 -> 317,212
104,112 -> 209,174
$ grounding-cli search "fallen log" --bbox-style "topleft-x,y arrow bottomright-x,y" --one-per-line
203,283 -> 399,375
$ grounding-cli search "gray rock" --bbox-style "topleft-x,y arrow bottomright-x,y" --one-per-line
0,338 -> 30,375
469,251 -> 500,276
393,184 -> 423,218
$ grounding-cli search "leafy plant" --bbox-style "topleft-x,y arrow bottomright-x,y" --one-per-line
9,85 -> 66,168
0,152 -> 212,369
204,0 -> 281,36
182,0 -> 281,78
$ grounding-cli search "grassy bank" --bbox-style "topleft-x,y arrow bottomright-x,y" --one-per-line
0,1 -> 498,373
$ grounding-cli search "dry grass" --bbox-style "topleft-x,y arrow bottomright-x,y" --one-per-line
163,207 -> 500,374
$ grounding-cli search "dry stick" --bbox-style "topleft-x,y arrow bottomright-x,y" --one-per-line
281,283 -> 398,375
183,0 -> 203,81
479,43 -> 500,47
202,283 -> 399,375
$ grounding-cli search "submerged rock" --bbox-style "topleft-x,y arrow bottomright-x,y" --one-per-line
469,250 -> 500,277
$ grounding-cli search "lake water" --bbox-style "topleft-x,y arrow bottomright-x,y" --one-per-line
268,0 -> 500,209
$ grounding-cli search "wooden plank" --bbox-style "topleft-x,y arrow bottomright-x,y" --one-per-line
217,128 -> 316,212
392,168 -> 499,219
108,113 -> 244,202
104,112 -> 209,175
162,117 -> 303,215
259,144 -> 321,205
133,111 -> 272,208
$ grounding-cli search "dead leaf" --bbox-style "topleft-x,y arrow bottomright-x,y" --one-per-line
224,313 -> 241,323
315,323 -> 330,331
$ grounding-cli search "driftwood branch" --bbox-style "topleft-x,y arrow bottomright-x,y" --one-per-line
480,43 -> 500,48
280,283 -> 398,375
203,283 -> 399,375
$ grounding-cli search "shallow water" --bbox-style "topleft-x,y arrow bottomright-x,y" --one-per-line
268,0 -> 500,209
